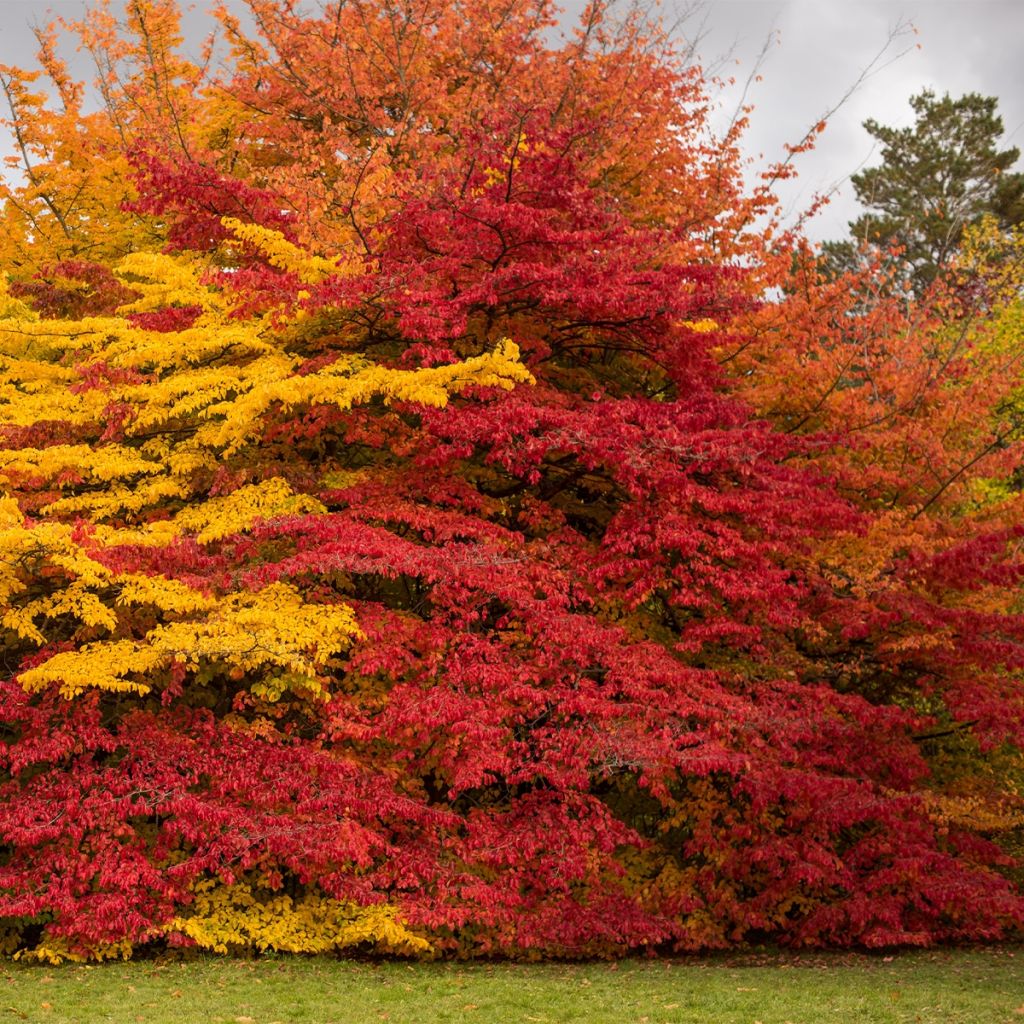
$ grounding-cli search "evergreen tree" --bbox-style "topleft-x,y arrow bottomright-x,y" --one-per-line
825,90 -> 1024,293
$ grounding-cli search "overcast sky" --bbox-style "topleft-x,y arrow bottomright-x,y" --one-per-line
0,0 -> 1021,243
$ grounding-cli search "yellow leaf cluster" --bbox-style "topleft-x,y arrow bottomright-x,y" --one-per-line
677,318 -> 719,334
221,217 -> 360,284
202,341 -> 531,456
1,247 -> 530,477
169,880 -> 430,955
0,443 -> 165,485
16,937 -> 134,965
152,583 -> 362,677
116,252 -> 221,315
171,477 -> 327,544
0,512 -> 118,643
18,583 -> 361,699
0,277 -> 35,321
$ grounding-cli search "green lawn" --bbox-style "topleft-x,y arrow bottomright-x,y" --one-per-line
1,947 -> 1020,1024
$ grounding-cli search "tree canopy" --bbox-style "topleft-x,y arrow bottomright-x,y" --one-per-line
0,0 -> 1022,962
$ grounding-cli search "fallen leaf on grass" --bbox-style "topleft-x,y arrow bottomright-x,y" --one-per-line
663,1003 -> 680,1010
1013,1006 -> 1024,1015
235,1017 -> 255,1023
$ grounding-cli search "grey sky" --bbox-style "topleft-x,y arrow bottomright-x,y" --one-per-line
0,0 -> 1021,243
681,0 -> 1024,239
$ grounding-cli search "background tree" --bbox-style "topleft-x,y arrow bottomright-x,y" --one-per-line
823,90 -> 1024,294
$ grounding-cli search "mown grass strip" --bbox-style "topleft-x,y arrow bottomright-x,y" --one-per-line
0,947 -> 1020,1024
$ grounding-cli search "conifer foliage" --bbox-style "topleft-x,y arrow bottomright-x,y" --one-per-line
0,0 -> 1022,960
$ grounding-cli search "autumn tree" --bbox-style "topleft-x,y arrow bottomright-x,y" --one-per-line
0,0 -> 1022,961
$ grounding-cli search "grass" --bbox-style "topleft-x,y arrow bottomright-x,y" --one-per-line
0,947 -> 1021,1024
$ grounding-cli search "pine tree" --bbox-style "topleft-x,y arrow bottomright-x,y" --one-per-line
824,90 -> 1024,293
